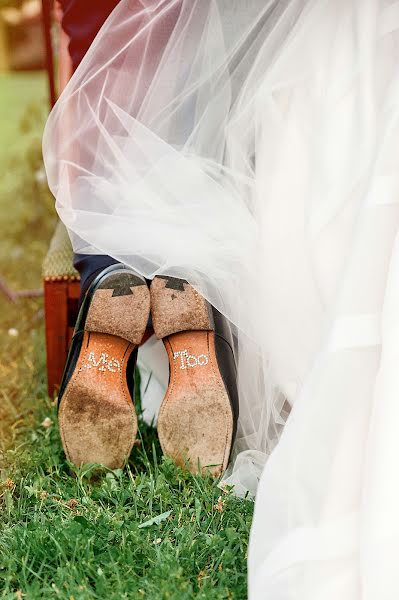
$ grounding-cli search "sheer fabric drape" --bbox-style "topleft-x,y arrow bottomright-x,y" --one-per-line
43,1 -> 399,597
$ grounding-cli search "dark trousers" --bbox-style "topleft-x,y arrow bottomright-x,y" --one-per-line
59,0 -> 121,297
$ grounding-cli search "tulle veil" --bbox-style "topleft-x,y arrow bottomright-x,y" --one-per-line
43,0 -> 399,597
43,0 -> 293,494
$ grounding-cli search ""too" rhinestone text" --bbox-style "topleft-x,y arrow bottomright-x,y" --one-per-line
173,349 -> 209,370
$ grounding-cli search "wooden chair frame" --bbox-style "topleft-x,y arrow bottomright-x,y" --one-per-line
43,3 -> 76,397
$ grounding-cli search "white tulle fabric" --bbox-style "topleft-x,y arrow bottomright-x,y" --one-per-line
43,0 -> 399,597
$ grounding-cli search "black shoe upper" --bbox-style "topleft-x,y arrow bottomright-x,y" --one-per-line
210,306 -> 239,443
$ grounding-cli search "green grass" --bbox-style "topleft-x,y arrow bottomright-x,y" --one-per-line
0,72 -> 47,163
0,72 -> 252,599
0,377 -> 252,599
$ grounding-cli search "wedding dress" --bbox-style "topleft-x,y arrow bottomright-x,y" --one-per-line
43,0 -> 399,597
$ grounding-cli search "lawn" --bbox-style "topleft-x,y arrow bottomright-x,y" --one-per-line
0,72 -> 252,599
0,72 -> 47,163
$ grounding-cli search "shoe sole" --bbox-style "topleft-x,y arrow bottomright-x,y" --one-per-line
58,270 -> 150,469
151,276 -> 233,476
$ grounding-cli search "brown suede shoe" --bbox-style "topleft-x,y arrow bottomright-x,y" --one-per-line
151,276 -> 238,477
57,264 -> 150,469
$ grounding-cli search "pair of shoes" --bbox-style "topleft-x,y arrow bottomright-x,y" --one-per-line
57,264 -> 238,476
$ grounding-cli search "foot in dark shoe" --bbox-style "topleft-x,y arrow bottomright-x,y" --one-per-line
150,276 -> 238,477
58,264 -> 150,469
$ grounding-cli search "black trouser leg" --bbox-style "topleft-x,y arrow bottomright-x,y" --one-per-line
73,254 -> 118,299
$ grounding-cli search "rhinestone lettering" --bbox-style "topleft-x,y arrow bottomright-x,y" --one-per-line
173,349 -> 209,370
83,351 -> 121,374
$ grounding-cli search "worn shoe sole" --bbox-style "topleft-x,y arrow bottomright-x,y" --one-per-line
151,276 -> 233,476
58,270 -> 150,469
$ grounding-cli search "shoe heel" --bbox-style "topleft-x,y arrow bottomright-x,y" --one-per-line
85,270 -> 150,345
151,276 -> 212,339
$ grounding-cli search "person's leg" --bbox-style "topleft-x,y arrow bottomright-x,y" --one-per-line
55,2 -> 238,475
58,0 -> 120,298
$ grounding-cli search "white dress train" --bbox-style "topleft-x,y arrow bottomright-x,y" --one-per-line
43,1 -> 399,597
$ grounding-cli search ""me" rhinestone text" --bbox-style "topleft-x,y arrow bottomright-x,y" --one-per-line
83,351 -> 121,373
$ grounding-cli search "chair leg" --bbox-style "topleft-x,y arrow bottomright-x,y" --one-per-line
44,279 -> 69,398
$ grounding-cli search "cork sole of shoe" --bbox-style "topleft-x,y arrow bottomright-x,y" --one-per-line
157,330 -> 233,477
59,272 -> 150,469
